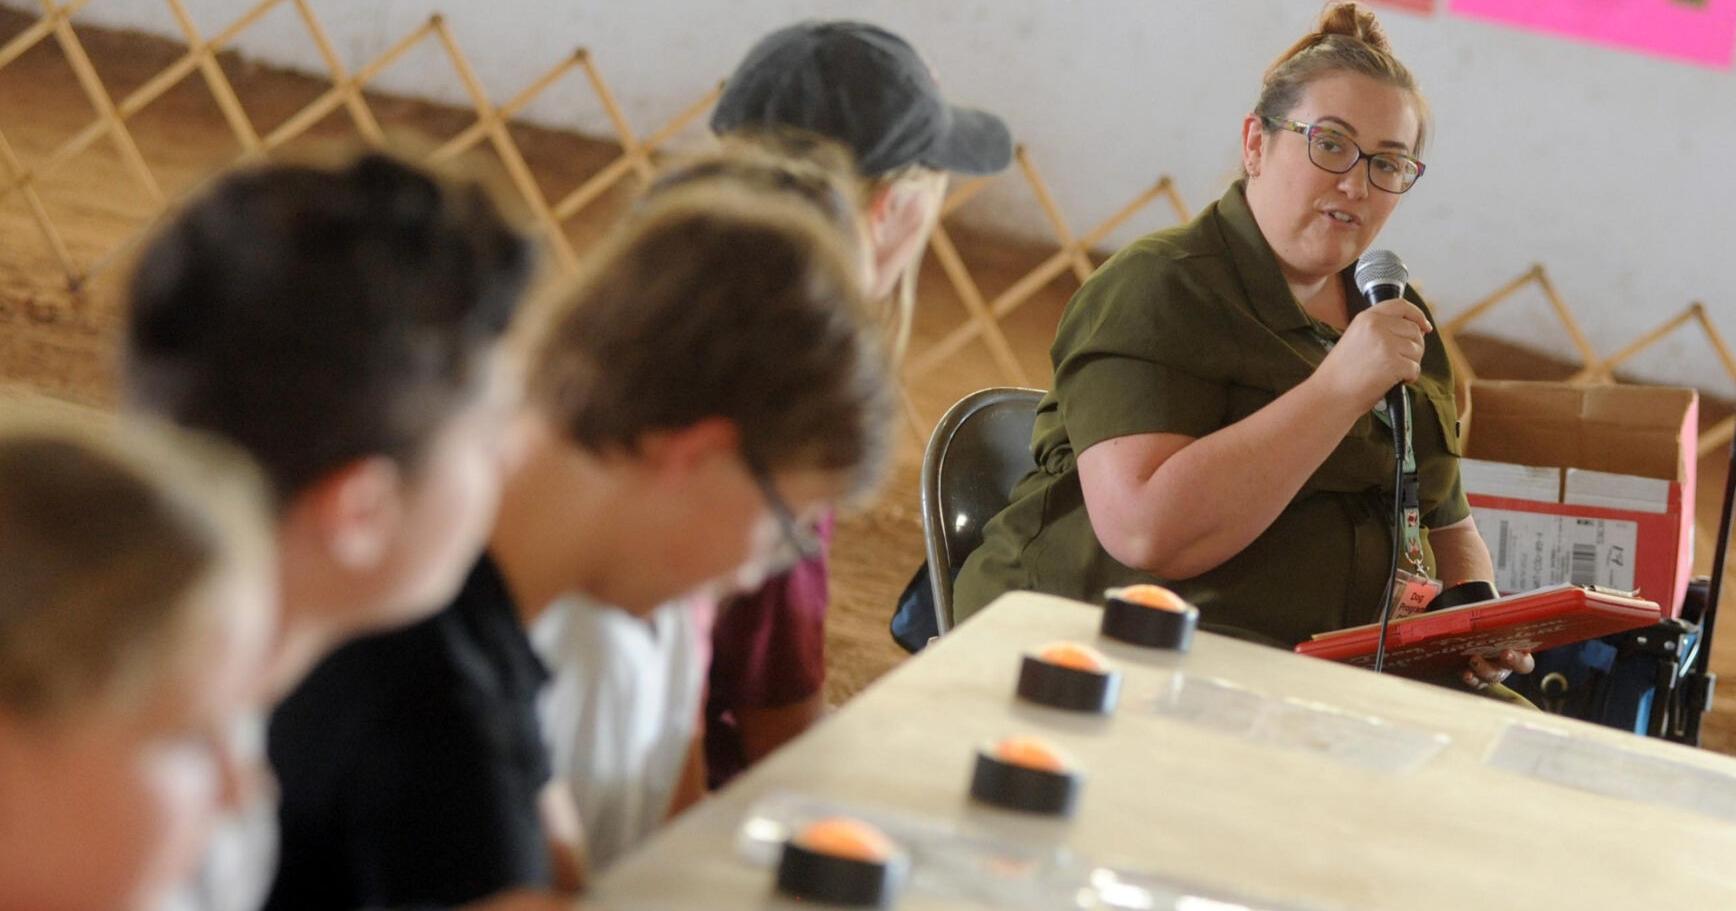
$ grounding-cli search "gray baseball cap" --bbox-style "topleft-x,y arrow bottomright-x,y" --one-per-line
711,21 -> 1013,177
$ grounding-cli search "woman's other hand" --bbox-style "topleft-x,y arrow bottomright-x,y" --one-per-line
1462,648 -> 1536,691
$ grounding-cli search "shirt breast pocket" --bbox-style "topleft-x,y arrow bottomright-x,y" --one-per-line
1420,382 -> 1464,457
1416,381 -> 1468,525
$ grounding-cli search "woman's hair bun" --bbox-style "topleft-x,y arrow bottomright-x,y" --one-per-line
1316,2 -> 1391,54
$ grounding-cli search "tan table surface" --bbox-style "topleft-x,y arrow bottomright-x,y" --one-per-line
593,592 -> 1736,909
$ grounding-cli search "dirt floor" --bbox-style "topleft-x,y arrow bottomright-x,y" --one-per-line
2,9 -> 1732,755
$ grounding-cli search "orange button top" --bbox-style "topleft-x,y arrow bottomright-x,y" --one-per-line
991,735 -> 1070,773
794,817 -> 895,862
1036,640 -> 1107,672
1110,584 -> 1191,613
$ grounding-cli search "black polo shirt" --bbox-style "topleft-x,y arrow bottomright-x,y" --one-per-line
264,554 -> 552,910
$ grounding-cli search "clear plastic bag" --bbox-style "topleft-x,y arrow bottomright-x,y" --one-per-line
1486,722 -> 1736,823
1152,673 -> 1451,774
738,790 -> 1087,909
738,791 -> 1327,910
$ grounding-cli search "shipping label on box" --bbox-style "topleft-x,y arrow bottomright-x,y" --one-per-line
1473,507 -> 1639,594
1463,381 -> 1698,617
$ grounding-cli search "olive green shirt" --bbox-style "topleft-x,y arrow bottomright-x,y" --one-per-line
953,181 -> 1470,647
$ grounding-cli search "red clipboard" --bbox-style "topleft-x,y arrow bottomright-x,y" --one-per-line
1295,584 -> 1661,676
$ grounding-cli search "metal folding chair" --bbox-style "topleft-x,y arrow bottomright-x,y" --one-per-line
919,386 -> 1044,635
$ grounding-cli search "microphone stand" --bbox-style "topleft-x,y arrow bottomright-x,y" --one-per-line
1675,433 -> 1730,745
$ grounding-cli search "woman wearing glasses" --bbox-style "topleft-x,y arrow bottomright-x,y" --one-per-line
955,3 -> 1528,694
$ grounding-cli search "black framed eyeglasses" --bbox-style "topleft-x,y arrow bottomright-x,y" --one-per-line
747,459 -> 824,562
1262,117 -> 1426,194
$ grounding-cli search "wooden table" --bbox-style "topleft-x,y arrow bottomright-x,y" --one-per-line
593,592 -> 1736,909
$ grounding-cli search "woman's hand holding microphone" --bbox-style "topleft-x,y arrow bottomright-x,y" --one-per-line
1312,297 -> 1433,411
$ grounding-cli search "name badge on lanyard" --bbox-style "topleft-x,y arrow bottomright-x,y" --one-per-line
1312,326 -> 1435,612
1386,387 -> 1437,616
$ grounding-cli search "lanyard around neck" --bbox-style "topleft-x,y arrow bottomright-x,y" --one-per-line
1381,389 -> 1426,576
1311,326 -> 1426,577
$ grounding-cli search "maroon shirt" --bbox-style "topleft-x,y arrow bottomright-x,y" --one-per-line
704,514 -> 833,788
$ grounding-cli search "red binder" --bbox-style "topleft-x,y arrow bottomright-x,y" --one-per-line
1295,584 -> 1661,676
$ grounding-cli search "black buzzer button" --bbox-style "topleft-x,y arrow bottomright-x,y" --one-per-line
776,817 -> 905,907
1016,649 -> 1120,714
969,740 -> 1082,817
1101,584 -> 1199,651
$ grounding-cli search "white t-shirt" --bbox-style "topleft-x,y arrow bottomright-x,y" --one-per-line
531,594 -> 714,871
163,716 -> 277,911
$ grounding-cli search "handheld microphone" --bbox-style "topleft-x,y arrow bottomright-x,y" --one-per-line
1352,249 -> 1412,417
1353,249 -> 1408,316
1354,249 -> 1413,673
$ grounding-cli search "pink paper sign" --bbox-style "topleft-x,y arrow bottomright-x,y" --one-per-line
1450,0 -> 1736,68
1369,0 -> 1437,13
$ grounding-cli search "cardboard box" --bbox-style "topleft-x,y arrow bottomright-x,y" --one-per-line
1460,381 -> 1697,618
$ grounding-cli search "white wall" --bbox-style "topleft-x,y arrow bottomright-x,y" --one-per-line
53,0 -> 1736,393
